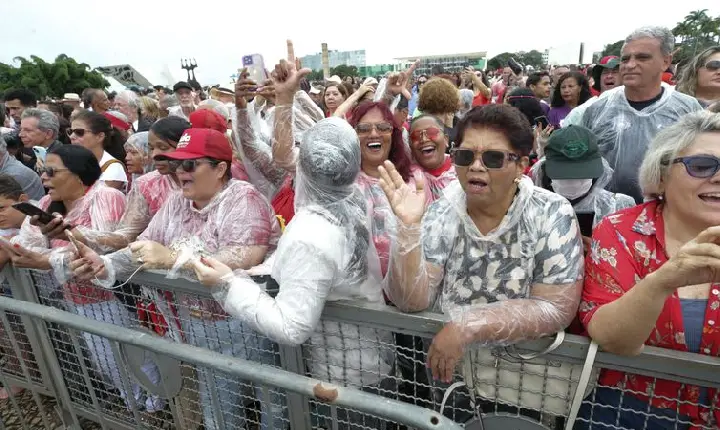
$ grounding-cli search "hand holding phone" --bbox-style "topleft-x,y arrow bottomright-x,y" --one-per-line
242,54 -> 267,91
12,202 -> 56,225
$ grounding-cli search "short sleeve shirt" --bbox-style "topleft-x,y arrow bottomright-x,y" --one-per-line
99,151 -> 128,183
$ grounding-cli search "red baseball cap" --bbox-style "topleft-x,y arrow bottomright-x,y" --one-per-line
103,112 -> 131,131
189,109 -> 228,134
157,128 -> 232,162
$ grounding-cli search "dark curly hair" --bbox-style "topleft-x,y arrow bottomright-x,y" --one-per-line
455,105 -> 534,157
418,77 -> 460,115
550,71 -> 592,108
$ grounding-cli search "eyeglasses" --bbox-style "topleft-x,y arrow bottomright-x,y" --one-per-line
170,159 -> 219,173
703,60 -> 720,71
664,155 -> 720,178
355,122 -> 393,135
410,127 -> 443,144
451,149 -> 520,168
38,167 -> 69,177
66,128 -> 89,137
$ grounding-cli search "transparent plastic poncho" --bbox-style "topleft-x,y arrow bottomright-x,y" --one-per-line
530,157 -> 636,227
232,90 -> 323,200
80,171 -> 179,253
579,84 -> 702,201
13,182 -> 126,303
211,118 -> 392,386
124,131 -> 152,183
384,177 -> 584,346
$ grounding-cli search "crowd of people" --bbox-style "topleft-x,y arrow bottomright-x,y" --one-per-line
0,23 -> 719,430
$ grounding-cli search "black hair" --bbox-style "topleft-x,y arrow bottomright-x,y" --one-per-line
2,130 -> 22,151
550,71 -> 592,108
396,96 -> 409,111
411,114 -> 445,130
0,103 -> 5,125
150,116 -> 191,146
455,104 -> 534,157
46,145 -> 102,215
0,174 -> 24,200
526,71 -> 550,88
506,88 -> 547,128
300,78 -> 311,94
3,89 -> 37,107
81,89 -> 100,109
73,110 -> 126,162
60,103 -> 73,121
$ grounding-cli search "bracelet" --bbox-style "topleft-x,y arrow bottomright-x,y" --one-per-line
275,104 -> 293,109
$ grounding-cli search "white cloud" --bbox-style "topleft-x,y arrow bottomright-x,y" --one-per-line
3,0 -> 718,85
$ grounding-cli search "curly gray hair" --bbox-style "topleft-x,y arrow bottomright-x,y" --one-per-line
624,26 -> 675,56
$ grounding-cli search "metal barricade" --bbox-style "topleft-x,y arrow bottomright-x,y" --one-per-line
2,265 -> 720,430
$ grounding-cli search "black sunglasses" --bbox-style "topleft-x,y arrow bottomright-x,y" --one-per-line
451,148 -> 520,168
664,155 -> 720,178
170,159 -> 220,173
66,128 -> 88,137
703,60 -> 720,71
38,167 -> 69,177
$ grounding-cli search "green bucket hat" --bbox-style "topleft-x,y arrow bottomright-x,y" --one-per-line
544,125 -> 603,180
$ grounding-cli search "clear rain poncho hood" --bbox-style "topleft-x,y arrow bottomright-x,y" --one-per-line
579,84 -> 702,202
210,117 -> 391,386
530,156 -> 636,227
124,131 -> 152,182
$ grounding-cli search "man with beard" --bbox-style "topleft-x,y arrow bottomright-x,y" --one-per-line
562,56 -> 620,127
168,81 -> 197,120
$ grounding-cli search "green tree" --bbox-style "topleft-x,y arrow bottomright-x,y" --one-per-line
601,40 -> 624,58
330,64 -> 358,78
487,52 -> 513,70
306,70 -> 325,82
0,54 -> 108,99
517,50 -> 545,69
672,9 -> 719,65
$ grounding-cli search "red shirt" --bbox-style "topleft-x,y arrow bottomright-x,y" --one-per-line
472,92 -> 490,107
580,201 -> 719,426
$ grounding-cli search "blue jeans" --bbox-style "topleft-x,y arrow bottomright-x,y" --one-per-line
71,300 -> 165,412
182,315 -> 287,430
574,386 -> 691,430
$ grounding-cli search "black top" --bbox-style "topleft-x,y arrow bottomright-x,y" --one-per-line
628,88 -> 664,111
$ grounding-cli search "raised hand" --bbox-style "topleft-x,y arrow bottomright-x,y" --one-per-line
235,68 -> 258,109
658,226 -> 720,291
378,160 -> 426,225
272,40 -> 312,104
386,60 -> 420,96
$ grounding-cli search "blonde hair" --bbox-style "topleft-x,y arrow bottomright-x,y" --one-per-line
676,46 -> 720,97
139,96 -> 160,119
639,110 -> 720,198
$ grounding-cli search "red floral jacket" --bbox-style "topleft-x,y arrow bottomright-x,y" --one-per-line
580,200 -> 719,426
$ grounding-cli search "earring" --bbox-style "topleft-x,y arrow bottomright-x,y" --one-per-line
513,177 -> 521,185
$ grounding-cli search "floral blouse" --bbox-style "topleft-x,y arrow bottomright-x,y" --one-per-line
580,200 -> 719,426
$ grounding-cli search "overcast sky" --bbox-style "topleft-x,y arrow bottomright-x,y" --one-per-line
3,0 -> 718,86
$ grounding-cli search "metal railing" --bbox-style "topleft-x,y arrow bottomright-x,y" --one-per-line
0,266 -> 719,430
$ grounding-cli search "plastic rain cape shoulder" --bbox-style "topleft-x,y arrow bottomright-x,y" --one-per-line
211,118 -> 391,386
384,177 -> 584,346
530,157 -> 636,227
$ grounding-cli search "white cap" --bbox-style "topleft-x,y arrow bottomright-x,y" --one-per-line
62,93 -> 80,102
327,75 -> 342,84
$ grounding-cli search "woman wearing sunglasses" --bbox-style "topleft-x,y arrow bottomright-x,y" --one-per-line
9,145 -> 165,413
69,110 -> 128,191
408,115 -> 456,202
378,104 -> 583,388
677,46 -> 720,107
71,127 -> 283,430
578,111 -> 720,429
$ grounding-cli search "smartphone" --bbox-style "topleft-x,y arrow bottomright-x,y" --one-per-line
576,213 -> 596,237
32,146 -> 47,163
65,230 -> 80,253
534,115 -> 550,130
242,54 -> 267,87
12,202 -> 62,226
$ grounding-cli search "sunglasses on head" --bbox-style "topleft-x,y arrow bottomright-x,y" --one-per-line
169,159 -> 220,173
410,127 -> 443,144
38,167 -> 69,177
66,128 -> 88,137
451,148 -> 520,168
664,155 -> 720,178
703,60 -> 720,71
355,122 -> 393,135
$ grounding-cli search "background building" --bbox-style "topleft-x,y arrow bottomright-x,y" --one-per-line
395,52 -> 488,75
300,49 -> 367,71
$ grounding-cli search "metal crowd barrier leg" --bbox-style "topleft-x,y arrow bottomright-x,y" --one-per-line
278,343 -> 312,429
4,267 -> 83,429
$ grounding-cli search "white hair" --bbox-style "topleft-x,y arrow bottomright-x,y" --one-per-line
624,26 -> 675,56
116,90 -> 140,109
198,99 -> 229,121
639,111 -> 720,198
21,108 -> 59,139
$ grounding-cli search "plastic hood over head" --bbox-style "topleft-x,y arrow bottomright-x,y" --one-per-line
295,117 -> 361,211
124,132 -> 152,175
530,157 -> 636,227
